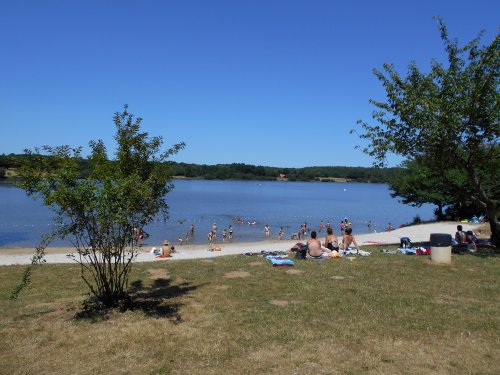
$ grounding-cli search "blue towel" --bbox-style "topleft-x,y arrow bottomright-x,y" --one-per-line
397,247 -> 417,254
270,258 -> 294,266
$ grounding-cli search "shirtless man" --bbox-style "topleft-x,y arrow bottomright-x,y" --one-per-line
306,231 -> 323,258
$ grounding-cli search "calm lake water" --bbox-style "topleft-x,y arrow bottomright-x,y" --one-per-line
0,179 -> 435,247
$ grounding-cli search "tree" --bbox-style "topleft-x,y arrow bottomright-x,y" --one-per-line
389,158 -> 456,220
14,106 -> 185,307
356,18 -> 500,246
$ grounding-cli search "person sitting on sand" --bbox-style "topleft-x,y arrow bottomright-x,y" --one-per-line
210,243 -> 221,251
455,225 -> 466,244
342,227 -> 360,254
324,227 -> 339,251
161,240 -> 171,257
306,231 -> 324,258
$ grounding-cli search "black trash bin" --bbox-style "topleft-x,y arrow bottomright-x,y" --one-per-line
430,233 -> 452,263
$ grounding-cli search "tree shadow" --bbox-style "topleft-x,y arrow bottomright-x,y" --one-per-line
470,247 -> 500,258
75,278 -> 201,322
452,244 -> 499,258
127,278 -> 201,322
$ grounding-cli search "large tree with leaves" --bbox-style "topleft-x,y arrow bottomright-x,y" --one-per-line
15,106 -> 185,307
356,18 -> 499,247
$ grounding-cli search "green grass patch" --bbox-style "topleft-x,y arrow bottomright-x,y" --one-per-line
1,247 -> 499,374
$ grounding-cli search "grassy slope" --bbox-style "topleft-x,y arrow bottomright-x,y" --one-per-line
0,247 -> 499,374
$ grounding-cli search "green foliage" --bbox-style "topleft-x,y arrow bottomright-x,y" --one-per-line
15,105 -> 185,306
168,162 -> 401,183
2,154 -> 402,183
356,18 -> 500,246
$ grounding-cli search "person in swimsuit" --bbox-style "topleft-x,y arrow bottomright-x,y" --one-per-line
342,227 -> 360,253
324,227 -> 339,251
264,224 -> 270,239
306,230 -> 324,258
161,240 -> 175,257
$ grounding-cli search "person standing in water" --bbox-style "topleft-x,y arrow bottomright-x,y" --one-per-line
264,224 -> 270,239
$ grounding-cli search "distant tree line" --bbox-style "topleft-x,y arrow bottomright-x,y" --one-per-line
168,162 -> 401,182
0,154 -> 401,183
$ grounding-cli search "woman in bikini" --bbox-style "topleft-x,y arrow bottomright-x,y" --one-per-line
342,227 -> 360,254
324,227 -> 339,251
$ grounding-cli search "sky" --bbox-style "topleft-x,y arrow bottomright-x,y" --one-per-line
1,0 -> 498,168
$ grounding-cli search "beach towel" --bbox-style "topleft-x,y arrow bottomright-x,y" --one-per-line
150,247 -> 161,255
382,249 -> 397,254
270,259 -> 294,267
397,247 -> 416,254
342,249 -> 372,256
265,255 -> 288,261
266,255 -> 294,267
397,247 -> 431,255
357,250 -> 372,256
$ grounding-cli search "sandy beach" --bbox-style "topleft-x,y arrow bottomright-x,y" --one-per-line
0,221 -> 482,266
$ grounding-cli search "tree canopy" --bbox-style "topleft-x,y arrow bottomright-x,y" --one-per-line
356,18 -> 499,246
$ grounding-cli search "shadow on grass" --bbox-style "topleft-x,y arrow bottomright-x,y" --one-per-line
75,278 -> 200,323
452,244 -> 499,258
470,247 -> 500,258
129,278 -> 200,321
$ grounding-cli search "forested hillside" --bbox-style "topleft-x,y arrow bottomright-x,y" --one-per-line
0,154 -> 401,183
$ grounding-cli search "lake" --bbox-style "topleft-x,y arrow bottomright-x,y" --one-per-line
0,179 -> 435,247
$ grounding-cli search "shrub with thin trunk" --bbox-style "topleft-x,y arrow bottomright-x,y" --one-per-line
13,105 -> 185,307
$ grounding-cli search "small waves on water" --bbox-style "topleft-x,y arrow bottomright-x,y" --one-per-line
0,180 -> 435,248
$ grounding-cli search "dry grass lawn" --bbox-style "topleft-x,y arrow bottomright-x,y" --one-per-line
0,247 -> 499,374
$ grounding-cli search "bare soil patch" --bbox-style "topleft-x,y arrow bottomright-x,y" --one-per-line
222,270 -> 251,279
285,269 -> 304,275
146,268 -> 169,280
270,300 -> 289,306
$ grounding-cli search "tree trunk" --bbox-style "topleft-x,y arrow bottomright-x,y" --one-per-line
465,164 -> 499,248
486,206 -> 500,248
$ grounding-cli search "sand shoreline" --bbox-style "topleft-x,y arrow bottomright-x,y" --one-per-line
0,221 -> 482,266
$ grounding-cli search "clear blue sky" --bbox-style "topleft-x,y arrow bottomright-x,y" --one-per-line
1,0 -> 498,167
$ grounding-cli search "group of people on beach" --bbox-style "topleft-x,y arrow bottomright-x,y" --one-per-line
157,215 -> 395,251
454,224 -> 484,251
305,227 -> 361,258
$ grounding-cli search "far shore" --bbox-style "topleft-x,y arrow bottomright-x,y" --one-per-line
0,221 -> 484,266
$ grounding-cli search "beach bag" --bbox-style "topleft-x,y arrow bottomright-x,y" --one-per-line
295,249 -> 306,259
400,237 -> 411,248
